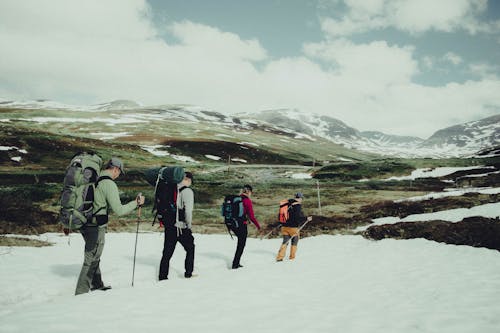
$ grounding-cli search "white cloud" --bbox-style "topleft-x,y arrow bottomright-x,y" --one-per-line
303,38 -> 418,85
443,52 -> 463,66
168,21 -> 267,62
422,56 -> 434,69
468,63 -> 499,79
320,0 -> 499,36
0,0 -> 499,138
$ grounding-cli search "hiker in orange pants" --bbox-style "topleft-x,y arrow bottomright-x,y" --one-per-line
276,192 -> 312,261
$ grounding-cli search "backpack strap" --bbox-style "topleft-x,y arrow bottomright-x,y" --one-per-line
96,175 -> 112,186
93,176 -> 112,223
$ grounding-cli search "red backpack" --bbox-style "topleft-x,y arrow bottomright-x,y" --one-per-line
278,199 -> 293,223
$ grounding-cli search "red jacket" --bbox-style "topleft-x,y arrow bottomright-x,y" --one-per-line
241,194 -> 261,230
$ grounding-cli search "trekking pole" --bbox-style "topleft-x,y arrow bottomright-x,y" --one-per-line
284,218 -> 312,246
132,193 -> 142,287
260,223 -> 281,240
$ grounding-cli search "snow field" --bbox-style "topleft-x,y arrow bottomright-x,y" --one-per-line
1,233 -> 500,333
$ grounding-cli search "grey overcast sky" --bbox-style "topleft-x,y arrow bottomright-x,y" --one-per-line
1,0 -> 499,138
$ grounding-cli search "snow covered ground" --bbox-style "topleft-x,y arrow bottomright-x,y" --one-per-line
1,232 -> 500,333
356,202 -> 500,232
385,166 -> 493,181
395,187 -> 500,202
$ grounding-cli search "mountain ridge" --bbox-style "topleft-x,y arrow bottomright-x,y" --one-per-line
1,98 -> 498,158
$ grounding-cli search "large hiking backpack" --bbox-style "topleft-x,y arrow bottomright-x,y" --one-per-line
144,166 -> 185,186
278,199 -> 293,223
144,166 -> 185,226
59,152 -> 103,230
221,195 -> 244,228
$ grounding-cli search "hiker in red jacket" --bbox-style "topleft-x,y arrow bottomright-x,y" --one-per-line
230,184 -> 261,269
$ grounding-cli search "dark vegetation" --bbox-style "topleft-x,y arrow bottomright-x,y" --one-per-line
163,139 -> 309,165
313,159 -> 415,180
364,217 -> 500,251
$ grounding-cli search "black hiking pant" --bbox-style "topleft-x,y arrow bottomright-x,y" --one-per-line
230,223 -> 247,268
159,225 -> 195,280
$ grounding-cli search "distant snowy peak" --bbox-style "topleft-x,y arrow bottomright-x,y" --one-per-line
420,114 -> 500,156
248,109 -> 500,158
360,131 -> 424,147
250,109 -> 359,140
248,109 -> 425,155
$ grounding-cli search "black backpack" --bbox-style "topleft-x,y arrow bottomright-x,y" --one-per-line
144,166 -> 185,226
221,195 -> 244,228
155,182 -> 178,227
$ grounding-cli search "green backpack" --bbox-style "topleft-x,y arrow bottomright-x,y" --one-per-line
59,152 -> 103,230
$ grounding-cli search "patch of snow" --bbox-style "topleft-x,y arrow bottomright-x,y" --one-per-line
141,145 -> 170,157
171,154 -> 198,163
0,146 -> 27,154
90,132 -> 130,140
290,173 -> 312,179
396,187 -> 500,202
294,133 -> 316,141
10,156 -> 22,162
238,141 -> 259,147
0,146 -> 17,151
205,155 -> 222,161
231,158 -> 247,163
356,202 -> 500,231
385,166 -> 493,181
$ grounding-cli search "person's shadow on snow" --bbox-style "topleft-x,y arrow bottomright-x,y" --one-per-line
51,264 -> 81,277
199,251 -> 232,268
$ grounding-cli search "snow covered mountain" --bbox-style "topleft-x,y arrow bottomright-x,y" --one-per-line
360,131 -> 424,147
249,109 -> 499,158
418,114 -> 500,157
1,98 -> 499,158
248,109 -> 428,157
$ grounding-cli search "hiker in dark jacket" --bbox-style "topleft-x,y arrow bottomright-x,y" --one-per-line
276,192 -> 311,261
159,172 -> 195,280
75,158 -> 145,295
230,184 -> 261,269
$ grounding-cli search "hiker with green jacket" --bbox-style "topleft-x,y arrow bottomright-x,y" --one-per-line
75,157 -> 145,295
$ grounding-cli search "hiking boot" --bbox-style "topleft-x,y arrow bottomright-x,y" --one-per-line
91,285 -> 112,291
232,264 -> 243,269
185,273 -> 198,278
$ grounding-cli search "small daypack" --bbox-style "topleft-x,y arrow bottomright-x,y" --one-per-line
278,199 -> 293,223
59,152 -> 103,230
145,166 -> 185,226
221,195 -> 245,228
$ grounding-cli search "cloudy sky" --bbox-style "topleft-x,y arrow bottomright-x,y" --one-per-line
1,0 -> 499,138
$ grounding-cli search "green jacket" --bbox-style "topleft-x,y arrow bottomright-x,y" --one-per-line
93,170 -> 137,225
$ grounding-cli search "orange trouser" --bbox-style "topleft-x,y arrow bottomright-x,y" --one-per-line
276,227 -> 299,260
